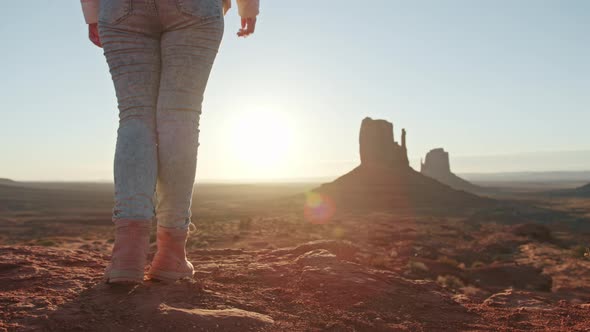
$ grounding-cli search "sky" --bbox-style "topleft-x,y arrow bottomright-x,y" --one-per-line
1,1 -> 589,182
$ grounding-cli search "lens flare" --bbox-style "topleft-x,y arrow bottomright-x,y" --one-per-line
304,192 -> 335,224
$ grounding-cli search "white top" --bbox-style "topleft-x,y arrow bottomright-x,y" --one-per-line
80,0 -> 260,24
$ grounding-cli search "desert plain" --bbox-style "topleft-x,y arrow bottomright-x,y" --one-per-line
1,170 -> 590,331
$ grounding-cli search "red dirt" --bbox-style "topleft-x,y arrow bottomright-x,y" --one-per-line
1,242 -> 589,332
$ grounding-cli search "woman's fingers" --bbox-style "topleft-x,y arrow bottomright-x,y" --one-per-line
248,18 -> 257,34
237,17 -> 257,37
88,23 -> 102,48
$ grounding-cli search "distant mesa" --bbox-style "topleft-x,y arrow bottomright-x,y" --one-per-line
549,182 -> 590,198
576,183 -> 590,196
420,148 -> 481,193
0,178 -> 16,186
359,118 -> 409,168
313,117 -> 491,213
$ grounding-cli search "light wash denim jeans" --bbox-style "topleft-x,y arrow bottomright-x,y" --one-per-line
98,0 -> 224,228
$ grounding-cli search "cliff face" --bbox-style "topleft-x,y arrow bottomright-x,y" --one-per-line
359,118 -> 409,168
420,148 -> 480,193
421,148 -> 450,178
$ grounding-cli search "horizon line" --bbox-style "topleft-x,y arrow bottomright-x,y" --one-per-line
3,168 -> 590,184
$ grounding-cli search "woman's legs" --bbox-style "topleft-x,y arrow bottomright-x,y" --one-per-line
147,4 -> 223,281
99,16 -> 161,224
99,1 -> 162,283
99,0 -> 223,282
154,13 -> 224,229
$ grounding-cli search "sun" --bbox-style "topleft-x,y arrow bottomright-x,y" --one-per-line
228,108 -> 295,177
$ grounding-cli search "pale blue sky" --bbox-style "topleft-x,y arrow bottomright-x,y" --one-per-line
1,1 -> 589,181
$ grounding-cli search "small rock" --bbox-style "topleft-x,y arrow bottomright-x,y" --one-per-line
295,249 -> 337,267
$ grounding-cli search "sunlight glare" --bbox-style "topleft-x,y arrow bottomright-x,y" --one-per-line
228,108 -> 295,177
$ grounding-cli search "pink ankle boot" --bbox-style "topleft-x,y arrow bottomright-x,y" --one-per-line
104,220 -> 151,284
147,225 -> 194,282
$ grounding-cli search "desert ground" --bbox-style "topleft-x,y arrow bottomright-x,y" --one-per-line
1,178 -> 589,331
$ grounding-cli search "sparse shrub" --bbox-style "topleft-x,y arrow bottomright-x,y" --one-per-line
436,256 -> 460,267
277,231 -> 291,238
491,254 -> 512,263
407,260 -> 429,273
369,255 -> 389,269
461,285 -> 485,297
238,218 -> 253,230
570,245 -> 588,259
187,236 -> 209,248
37,239 -> 56,247
471,261 -> 485,268
192,240 -> 209,248
437,275 -> 465,290
107,238 -> 115,244
512,223 -> 553,242
331,226 -> 345,239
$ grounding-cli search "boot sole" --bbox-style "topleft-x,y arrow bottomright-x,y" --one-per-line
105,269 -> 144,284
147,269 -> 194,282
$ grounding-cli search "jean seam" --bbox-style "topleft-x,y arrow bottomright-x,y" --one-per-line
175,0 -> 222,21
99,0 -> 134,26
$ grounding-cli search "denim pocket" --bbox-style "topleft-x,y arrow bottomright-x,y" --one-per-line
99,0 -> 133,25
176,0 -> 222,19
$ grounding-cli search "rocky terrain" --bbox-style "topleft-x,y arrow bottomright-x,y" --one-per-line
2,211 -> 590,331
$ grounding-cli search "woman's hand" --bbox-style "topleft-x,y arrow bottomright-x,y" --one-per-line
237,17 -> 256,37
89,23 -> 102,48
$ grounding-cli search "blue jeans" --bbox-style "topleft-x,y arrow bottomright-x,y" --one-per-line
98,0 -> 224,228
